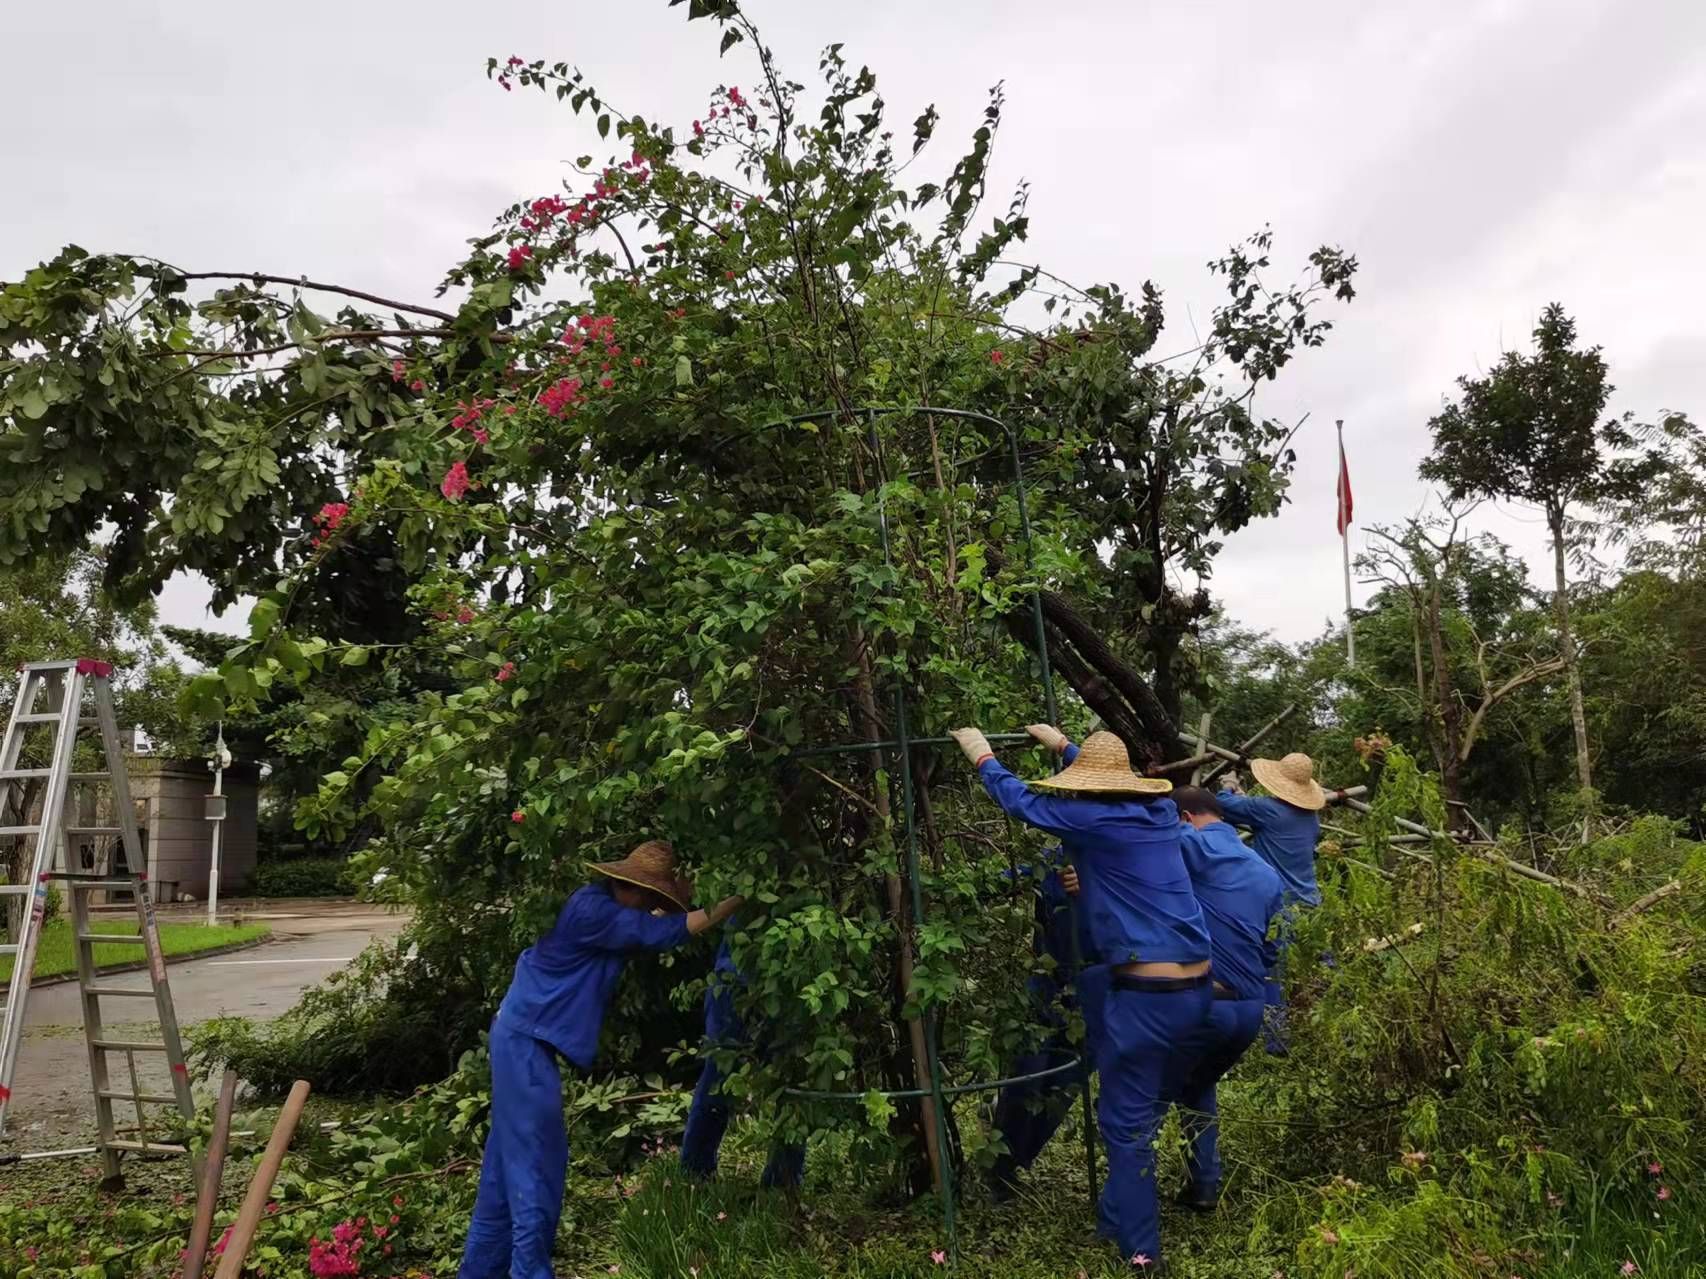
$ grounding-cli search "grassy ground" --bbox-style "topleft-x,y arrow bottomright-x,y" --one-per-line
0,918 -> 271,982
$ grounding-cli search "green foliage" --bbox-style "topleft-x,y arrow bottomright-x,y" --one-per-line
251,856 -> 360,898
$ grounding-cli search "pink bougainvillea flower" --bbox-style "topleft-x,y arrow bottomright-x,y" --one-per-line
1658,1185 -> 1673,1201
410,378 -> 426,392
1621,1263 -> 1639,1276
507,55 -> 524,67
495,661 -> 516,683
506,244 -> 534,270
990,349 -> 1005,364
456,605 -> 476,624
472,427 -> 490,445
511,809 -> 526,823
1648,1161 -> 1664,1175
391,358 -> 406,382
930,1251 -> 947,1265
441,460 -> 471,501
600,376 -> 614,390
632,356 -> 644,367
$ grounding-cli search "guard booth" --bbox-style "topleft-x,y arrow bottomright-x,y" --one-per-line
124,757 -> 260,903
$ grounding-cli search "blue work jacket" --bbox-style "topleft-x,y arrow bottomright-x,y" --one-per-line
498,883 -> 691,1068
1178,820 -> 1283,1000
1216,791 -> 1322,907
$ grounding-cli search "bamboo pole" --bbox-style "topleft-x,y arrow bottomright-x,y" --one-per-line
1610,879 -> 1683,928
1200,702 -> 1298,784
183,1070 -> 239,1278
212,1080 -> 311,1279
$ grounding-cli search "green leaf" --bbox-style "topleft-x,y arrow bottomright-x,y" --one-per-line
597,114 -> 611,139
340,645 -> 370,667
16,388 -> 48,419
675,355 -> 694,387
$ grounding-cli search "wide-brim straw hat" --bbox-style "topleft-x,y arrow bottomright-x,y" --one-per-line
1250,752 -> 1327,810
588,840 -> 694,913
1029,731 -> 1173,796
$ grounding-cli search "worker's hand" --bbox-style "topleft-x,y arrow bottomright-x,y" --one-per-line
949,727 -> 993,766
1026,723 -> 1069,754
1222,771 -> 1243,794
1060,865 -> 1081,897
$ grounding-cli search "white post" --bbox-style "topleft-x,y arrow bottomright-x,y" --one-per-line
206,723 -> 230,928
1339,419 -> 1356,667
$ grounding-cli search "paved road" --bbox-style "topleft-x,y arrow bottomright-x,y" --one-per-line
3,904 -> 408,1151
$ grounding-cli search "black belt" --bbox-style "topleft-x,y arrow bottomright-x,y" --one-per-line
1212,982 -> 1240,1001
1111,971 -> 1212,994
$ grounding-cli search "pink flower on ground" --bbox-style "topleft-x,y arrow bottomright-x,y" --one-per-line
1622,1263 -> 1639,1276
716,1211 -> 727,1221
441,460 -> 471,500
495,661 -> 516,683
1132,1255 -> 1152,1268
1319,1228 -> 1340,1246
1648,1161 -> 1664,1175
1658,1186 -> 1672,1201
512,809 -> 526,823
930,1251 -> 947,1265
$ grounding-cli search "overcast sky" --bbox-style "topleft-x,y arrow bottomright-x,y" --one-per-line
7,0 -> 1704,646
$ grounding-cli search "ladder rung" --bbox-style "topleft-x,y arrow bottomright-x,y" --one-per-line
0,768 -> 52,780
69,772 -> 112,782
66,879 -> 138,891
0,884 -> 31,895
90,1039 -> 169,1052
65,827 -> 122,837
98,1089 -> 180,1105
17,712 -> 66,724
0,825 -> 42,836
0,943 -> 18,955
105,1139 -> 190,1155
83,984 -> 157,998
77,932 -> 147,945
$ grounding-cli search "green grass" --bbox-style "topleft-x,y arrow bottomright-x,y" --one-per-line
0,917 -> 271,982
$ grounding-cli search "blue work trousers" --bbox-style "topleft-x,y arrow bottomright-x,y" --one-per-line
1094,976 -> 1212,1268
679,1054 -> 806,1187
990,964 -> 1110,1188
1164,997 -> 1263,1197
459,1016 -> 571,1279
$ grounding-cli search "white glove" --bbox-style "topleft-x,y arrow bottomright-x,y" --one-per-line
1026,723 -> 1069,754
949,727 -> 993,766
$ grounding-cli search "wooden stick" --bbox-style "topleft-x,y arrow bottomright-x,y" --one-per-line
1190,712 -> 1212,784
1201,702 -> 1298,783
1610,879 -> 1683,928
1150,751 -> 1216,775
184,1070 -> 239,1278
1363,922 -> 1425,953
213,1080 -> 311,1279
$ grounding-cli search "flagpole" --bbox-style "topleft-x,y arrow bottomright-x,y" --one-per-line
1338,418 -> 1355,666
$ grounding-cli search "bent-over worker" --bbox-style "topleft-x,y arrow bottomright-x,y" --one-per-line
458,841 -> 743,1279
951,723 -> 1210,1271
1163,787 -> 1283,1209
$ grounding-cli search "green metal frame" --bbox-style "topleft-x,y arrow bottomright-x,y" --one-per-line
761,406 -> 1098,1257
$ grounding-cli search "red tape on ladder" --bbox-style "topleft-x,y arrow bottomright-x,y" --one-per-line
74,659 -> 114,677
0,1085 -> 12,1102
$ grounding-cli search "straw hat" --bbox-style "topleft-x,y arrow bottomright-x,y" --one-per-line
588,840 -> 694,913
1249,752 -> 1326,811
1029,731 -> 1173,796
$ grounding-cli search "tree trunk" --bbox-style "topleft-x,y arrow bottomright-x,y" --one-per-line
1423,584 -> 1467,819
1548,508 -> 1595,841
1151,624 -> 1184,731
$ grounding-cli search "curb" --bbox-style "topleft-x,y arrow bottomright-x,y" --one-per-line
24,932 -> 276,990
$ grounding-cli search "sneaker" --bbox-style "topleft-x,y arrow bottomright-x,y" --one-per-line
1175,1186 -> 1218,1213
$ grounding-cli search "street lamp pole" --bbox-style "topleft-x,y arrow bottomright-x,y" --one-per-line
206,723 -> 231,927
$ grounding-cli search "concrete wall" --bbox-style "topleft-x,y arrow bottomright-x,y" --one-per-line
125,758 -> 260,902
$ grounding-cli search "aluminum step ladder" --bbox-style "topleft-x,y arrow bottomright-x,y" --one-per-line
0,659 -> 196,1183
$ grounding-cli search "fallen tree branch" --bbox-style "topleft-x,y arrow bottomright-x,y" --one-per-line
163,269 -> 458,322
1610,879 -> 1684,928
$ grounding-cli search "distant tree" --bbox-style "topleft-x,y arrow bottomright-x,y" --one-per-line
1419,305 -> 1660,837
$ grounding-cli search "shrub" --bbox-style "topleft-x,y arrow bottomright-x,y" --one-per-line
252,857 -> 359,898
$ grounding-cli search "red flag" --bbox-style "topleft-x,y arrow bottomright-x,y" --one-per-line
1335,436 -> 1353,536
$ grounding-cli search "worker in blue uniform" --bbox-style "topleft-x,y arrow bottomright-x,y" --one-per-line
458,841 -> 745,1279
679,931 -> 807,1188
1162,787 -> 1283,1209
1216,751 -> 1325,1054
951,723 -> 1211,1271
988,843 -> 1106,1201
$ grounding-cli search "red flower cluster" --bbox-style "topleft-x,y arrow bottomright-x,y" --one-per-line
511,809 -> 526,824
452,398 -> 496,445
307,1218 -> 369,1278
311,501 -> 351,549
441,460 -> 471,501
495,661 -> 516,683
390,359 -> 407,383
506,243 -> 534,271
539,375 -> 585,418
456,604 -> 476,624
497,56 -> 524,92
